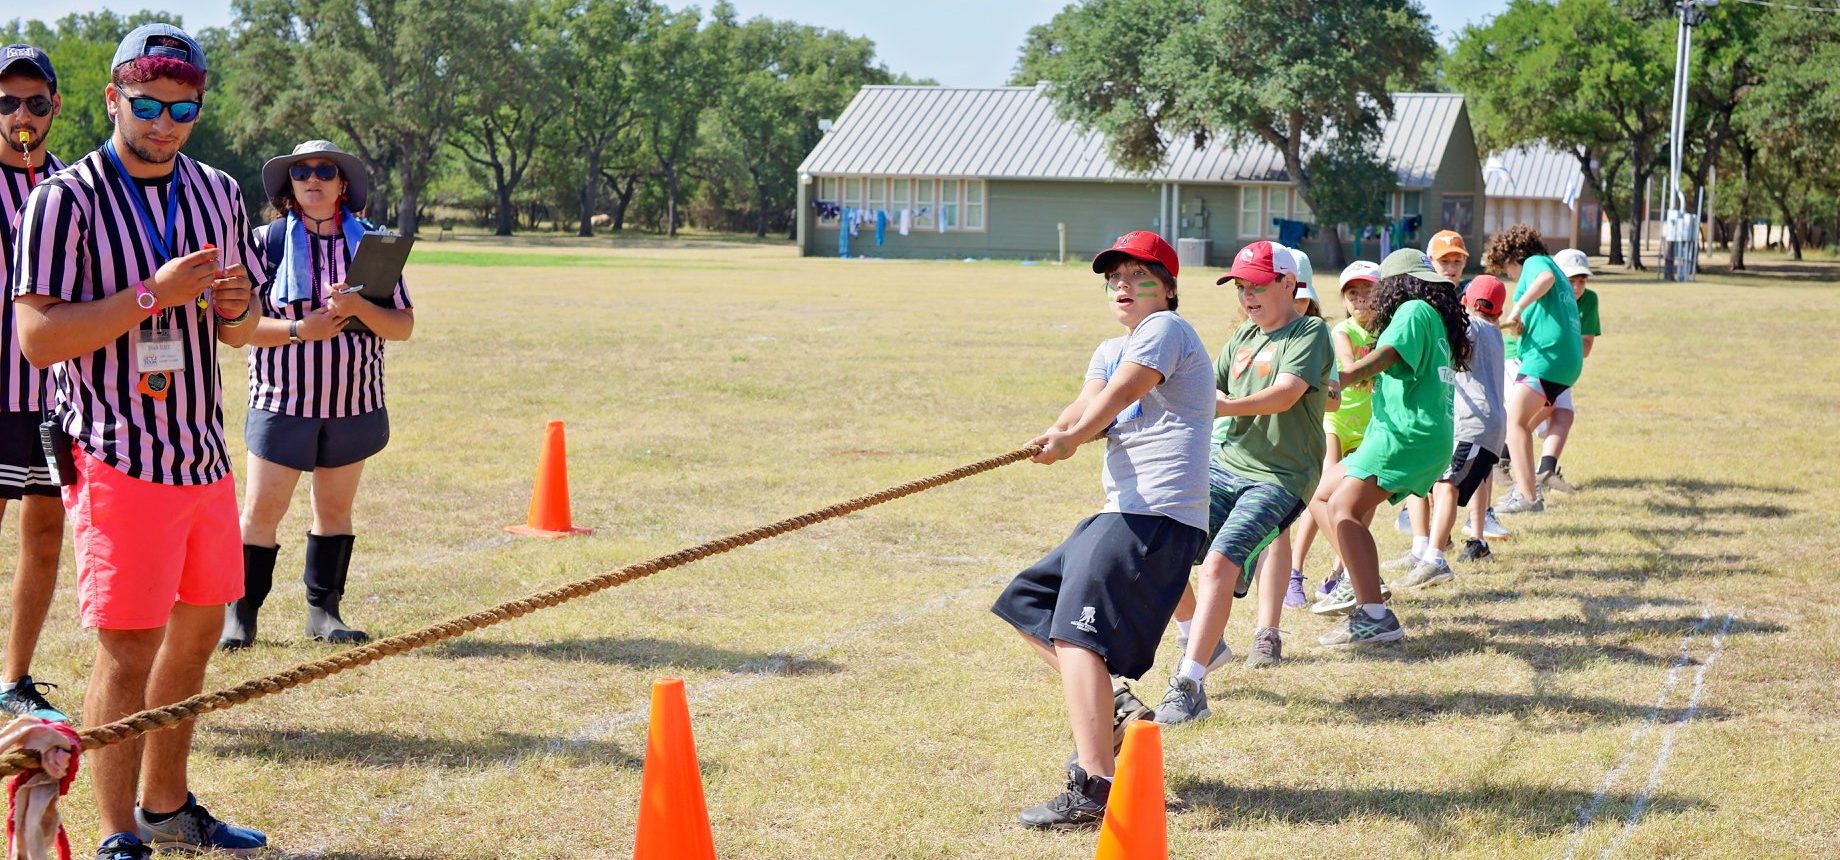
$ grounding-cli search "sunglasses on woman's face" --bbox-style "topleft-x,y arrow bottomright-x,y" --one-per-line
121,93 -> 201,124
0,95 -> 53,117
289,163 -> 340,182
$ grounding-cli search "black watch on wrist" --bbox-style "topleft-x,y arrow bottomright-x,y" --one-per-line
288,320 -> 303,344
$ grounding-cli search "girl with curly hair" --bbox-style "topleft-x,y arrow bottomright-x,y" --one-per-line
1483,225 -> 1582,514
1311,249 -> 1472,647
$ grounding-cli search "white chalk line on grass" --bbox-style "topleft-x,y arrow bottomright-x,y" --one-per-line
281,562 -> 1009,858
1598,611 -> 1737,859
1560,611 -> 1712,860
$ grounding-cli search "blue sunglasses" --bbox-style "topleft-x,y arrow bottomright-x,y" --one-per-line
122,93 -> 201,124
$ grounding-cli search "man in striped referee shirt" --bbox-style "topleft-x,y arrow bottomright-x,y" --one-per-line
9,24 -> 266,860
0,44 -> 71,726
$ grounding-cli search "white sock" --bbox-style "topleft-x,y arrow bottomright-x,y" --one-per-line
1411,536 -> 1428,556
1176,619 -> 1192,639
0,679 -> 14,693
1096,774 -> 1114,783
1423,546 -> 1445,564
1177,658 -> 1208,682
1360,603 -> 1389,619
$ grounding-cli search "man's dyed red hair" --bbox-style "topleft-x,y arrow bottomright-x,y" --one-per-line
112,56 -> 206,91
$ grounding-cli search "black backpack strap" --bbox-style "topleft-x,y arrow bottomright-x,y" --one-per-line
260,217 -> 288,283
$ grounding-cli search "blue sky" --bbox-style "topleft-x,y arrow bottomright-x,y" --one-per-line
26,0 -> 1511,87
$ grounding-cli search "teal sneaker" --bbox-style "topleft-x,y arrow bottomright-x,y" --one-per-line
0,676 -> 68,723
1318,607 -> 1406,647
1311,578 -> 1392,615
136,794 -> 267,855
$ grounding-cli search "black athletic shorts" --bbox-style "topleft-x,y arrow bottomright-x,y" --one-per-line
1516,374 -> 1571,407
1440,441 -> 1501,507
246,407 -> 390,472
991,512 -> 1206,681
0,411 -> 58,500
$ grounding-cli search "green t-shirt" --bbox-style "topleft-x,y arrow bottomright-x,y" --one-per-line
1341,300 -> 1455,502
1513,255 -> 1583,386
1212,315 -> 1335,500
1322,317 -> 1375,444
1577,287 -> 1601,336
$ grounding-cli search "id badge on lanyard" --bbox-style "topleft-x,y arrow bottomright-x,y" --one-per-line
134,313 -> 184,401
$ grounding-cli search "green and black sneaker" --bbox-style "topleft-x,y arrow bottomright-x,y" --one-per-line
1318,607 -> 1406,648
0,676 -> 68,723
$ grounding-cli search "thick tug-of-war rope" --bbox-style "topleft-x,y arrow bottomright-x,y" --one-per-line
0,443 -> 1048,777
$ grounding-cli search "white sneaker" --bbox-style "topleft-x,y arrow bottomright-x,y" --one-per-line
1396,558 -> 1455,589
1380,549 -> 1420,571
1463,508 -> 1513,540
1393,507 -> 1412,535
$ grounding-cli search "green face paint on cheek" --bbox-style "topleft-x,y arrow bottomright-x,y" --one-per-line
1134,280 -> 1160,298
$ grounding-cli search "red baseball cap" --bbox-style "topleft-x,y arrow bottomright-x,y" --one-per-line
1463,275 -> 1507,314
1092,231 -> 1180,279
1217,241 -> 1296,286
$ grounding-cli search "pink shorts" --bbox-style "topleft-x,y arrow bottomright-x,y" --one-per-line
63,445 -> 243,630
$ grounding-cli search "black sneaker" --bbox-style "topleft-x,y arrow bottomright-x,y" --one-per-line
1459,538 -> 1491,563
0,675 -> 69,722
1018,764 -> 1111,830
96,833 -> 152,860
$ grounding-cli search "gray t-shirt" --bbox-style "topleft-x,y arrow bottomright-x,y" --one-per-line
1083,311 -> 1214,531
1454,317 -> 1506,453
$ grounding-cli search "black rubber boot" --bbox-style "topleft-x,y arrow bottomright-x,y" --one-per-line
219,544 -> 278,650
303,533 -> 369,644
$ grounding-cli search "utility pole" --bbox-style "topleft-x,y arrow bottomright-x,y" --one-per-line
1663,0 -> 1718,281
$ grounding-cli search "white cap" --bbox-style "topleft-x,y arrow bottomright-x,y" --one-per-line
1289,247 -> 1314,288
1555,248 -> 1592,278
1270,243 -> 1299,277
1338,260 -> 1381,290
1296,282 -> 1320,304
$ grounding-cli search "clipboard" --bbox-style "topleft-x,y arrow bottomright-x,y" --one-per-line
339,231 -> 414,334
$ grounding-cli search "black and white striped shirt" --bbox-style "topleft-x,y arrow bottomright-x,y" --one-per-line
248,224 -> 412,418
2,153 -> 67,413
11,149 -> 264,486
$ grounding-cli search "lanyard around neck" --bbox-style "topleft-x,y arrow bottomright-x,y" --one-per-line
102,139 -> 184,263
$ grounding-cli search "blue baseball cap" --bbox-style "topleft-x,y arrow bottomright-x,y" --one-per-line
110,23 -> 207,75
0,45 -> 57,93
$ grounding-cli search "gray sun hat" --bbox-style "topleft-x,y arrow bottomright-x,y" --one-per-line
261,140 -> 368,212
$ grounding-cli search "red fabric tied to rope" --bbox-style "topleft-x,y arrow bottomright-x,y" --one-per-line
3,719 -> 80,860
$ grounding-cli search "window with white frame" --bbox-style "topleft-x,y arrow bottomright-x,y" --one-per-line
1291,192 -> 1312,223
891,178 -> 910,218
1264,189 -> 1289,238
962,180 -> 985,231
915,180 -> 935,228
817,177 -> 839,225
939,179 -> 960,230
1239,188 -> 1263,238
844,178 -> 862,213
866,177 -> 886,216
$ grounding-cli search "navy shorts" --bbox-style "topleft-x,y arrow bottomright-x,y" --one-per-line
1440,441 -> 1501,507
246,407 -> 390,472
1199,464 -> 1306,597
0,411 -> 58,500
991,512 -> 1206,680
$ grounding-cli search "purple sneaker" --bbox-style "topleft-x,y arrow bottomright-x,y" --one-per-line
1317,566 -> 1343,598
1284,570 -> 1308,608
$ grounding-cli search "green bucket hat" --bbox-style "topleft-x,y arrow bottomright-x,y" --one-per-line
1378,248 -> 1454,285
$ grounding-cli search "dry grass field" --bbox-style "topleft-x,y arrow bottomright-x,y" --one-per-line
4,237 -> 1838,858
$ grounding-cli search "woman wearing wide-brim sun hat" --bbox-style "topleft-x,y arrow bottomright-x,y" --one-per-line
219,139 -> 415,651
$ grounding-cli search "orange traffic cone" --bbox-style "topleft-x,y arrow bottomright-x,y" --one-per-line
633,678 -> 717,860
505,420 -> 592,538
1095,720 -> 1167,860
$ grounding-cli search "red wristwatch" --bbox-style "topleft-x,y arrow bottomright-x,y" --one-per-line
134,281 -> 158,315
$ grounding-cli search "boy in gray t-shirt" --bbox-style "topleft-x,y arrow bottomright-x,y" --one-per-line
991,231 -> 1211,831
1397,276 -> 1509,587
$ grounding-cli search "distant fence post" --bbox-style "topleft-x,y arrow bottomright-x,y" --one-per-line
1057,222 -> 1067,265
